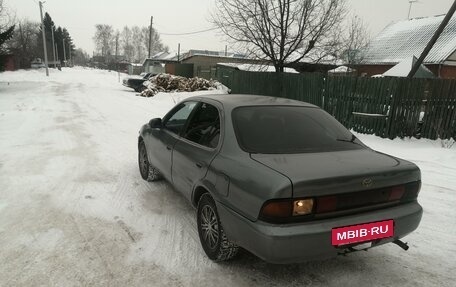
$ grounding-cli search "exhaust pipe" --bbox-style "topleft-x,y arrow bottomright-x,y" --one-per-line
393,240 -> 409,251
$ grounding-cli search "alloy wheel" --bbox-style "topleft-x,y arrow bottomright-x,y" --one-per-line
200,205 -> 219,249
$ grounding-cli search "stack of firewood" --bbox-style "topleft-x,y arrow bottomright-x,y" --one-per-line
139,73 -> 222,97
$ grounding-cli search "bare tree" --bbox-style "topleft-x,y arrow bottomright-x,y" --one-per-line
5,20 -> 40,68
131,26 -> 144,62
121,26 -> 134,61
212,0 -> 346,72
114,30 -> 119,58
93,24 -> 114,57
340,15 -> 370,66
0,0 -> 15,53
141,26 -> 169,58
119,25 -> 168,62
73,48 -> 90,66
0,0 -> 14,30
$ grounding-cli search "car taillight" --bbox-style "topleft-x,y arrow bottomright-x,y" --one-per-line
315,195 -> 337,213
260,200 -> 292,219
293,199 -> 314,216
389,185 -> 405,201
314,181 -> 421,215
401,181 -> 421,202
259,199 -> 314,223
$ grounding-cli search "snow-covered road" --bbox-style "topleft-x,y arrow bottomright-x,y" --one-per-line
0,68 -> 455,287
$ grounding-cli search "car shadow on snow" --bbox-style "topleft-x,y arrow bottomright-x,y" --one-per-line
222,248 -> 412,286
139,179 -> 414,286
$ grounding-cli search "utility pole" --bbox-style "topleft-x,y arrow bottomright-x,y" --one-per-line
178,43 -> 180,62
408,0 -> 456,78
408,0 -> 418,20
115,32 -> 119,82
55,43 -> 59,64
39,1 -> 49,76
51,25 -> 56,68
68,41 -> 72,67
148,16 -> 153,58
63,38 -> 67,67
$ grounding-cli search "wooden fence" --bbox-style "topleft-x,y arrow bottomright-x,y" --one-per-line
216,67 -> 456,140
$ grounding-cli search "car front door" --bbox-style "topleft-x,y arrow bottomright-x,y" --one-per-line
172,101 -> 222,200
145,101 -> 198,181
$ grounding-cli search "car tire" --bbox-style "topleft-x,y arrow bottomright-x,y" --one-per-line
197,194 -> 239,262
135,86 -> 146,93
138,141 -> 162,182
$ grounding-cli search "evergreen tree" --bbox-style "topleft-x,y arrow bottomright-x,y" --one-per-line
35,13 -> 75,65
36,13 -> 55,61
54,26 -> 63,62
0,25 -> 14,50
0,0 -> 15,70
62,28 -> 75,63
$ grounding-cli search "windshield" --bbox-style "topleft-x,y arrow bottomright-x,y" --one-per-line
232,106 -> 365,154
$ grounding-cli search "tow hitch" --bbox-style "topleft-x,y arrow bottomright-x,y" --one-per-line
337,239 -> 410,256
393,239 -> 409,251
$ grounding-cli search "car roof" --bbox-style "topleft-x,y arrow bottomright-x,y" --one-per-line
186,94 -> 318,109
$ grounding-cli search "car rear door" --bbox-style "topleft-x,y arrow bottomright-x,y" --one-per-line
145,101 -> 198,181
171,101 -> 222,200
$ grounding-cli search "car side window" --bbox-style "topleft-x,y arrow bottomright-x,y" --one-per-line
183,103 -> 220,148
163,101 -> 197,135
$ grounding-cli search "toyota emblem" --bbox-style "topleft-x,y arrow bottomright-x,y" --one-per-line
362,178 -> 373,188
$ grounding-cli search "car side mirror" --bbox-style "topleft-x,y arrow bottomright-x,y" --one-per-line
149,118 -> 162,129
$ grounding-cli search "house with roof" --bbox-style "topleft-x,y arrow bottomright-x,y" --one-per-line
177,49 -> 266,79
357,15 -> 456,79
142,49 -> 340,78
142,51 -> 177,74
142,49 -> 260,79
143,49 -> 267,79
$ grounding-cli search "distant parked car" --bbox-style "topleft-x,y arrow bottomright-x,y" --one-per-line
137,94 -> 423,264
31,58 -> 46,69
123,73 -> 153,92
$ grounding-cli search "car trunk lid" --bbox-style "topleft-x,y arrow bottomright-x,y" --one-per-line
250,149 -> 420,198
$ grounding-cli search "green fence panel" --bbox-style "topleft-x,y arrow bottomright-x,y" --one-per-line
216,67 -> 456,140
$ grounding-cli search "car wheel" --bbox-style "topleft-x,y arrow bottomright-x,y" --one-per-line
138,141 -> 162,182
135,86 -> 146,93
197,194 -> 239,261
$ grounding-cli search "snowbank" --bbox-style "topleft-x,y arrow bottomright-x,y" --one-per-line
0,67 -> 455,287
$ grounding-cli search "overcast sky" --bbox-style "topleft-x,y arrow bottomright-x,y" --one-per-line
5,0 -> 455,55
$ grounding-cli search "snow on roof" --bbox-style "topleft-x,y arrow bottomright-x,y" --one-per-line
218,62 -> 299,73
150,51 -> 169,59
383,56 -> 435,78
328,66 -> 355,73
363,15 -> 456,65
285,50 -> 343,66
143,52 -> 178,65
171,50 -> 248,62
186,49 -> 246,58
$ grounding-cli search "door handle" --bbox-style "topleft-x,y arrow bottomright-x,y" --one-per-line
195,162 -> 203,168
166,146 -> 171,151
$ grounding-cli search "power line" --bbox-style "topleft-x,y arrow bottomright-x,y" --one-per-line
159,27 -> 219,36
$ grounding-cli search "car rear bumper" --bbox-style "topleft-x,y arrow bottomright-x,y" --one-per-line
217,202 -> 423,264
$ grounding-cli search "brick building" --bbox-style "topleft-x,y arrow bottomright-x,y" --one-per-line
356,15 -> 456,79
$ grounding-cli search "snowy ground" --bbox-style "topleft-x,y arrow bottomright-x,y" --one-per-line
0,67 -> 455,287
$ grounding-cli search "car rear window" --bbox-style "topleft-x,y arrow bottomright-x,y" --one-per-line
232,106 -> 365,154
